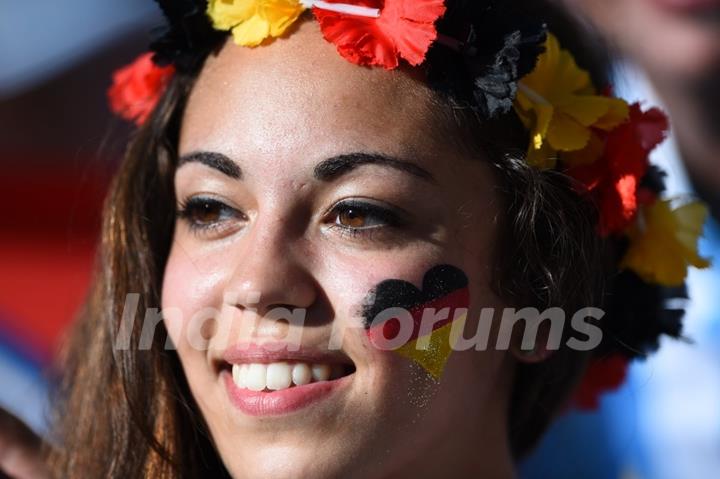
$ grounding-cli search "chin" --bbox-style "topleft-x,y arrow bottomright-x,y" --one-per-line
219,444 -> 358,479
182,344 -> 420,479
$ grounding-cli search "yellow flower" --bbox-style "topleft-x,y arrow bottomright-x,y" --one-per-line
514,33 -> 629,169
207,0 -> 306,47
621,199 -> 712,286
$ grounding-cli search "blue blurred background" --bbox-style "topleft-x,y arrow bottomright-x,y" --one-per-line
1,2 -> 718,477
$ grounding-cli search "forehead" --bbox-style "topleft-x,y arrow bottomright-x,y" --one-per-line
179,19 -> 448,165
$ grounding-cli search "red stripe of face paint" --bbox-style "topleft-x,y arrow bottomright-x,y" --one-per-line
366,287 -> 470,345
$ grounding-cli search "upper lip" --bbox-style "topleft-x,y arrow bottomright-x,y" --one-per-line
220,341 -> 355,367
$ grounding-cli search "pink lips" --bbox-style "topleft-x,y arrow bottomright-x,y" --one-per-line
223,371 -> 351,416
221,342 -> 354,417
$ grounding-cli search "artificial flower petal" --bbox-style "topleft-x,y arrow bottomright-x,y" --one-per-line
546,110 -> 592,151
594,98 -> 631,131
107,52 -> 175,126
568,104 -> 670,235
559,94 -> 622,128
314,0 -> 446,69
207,0 -> 306,47
562,131 -> 606,167
621,199 -> 712,286
470,25 -> 548,118
573,355 -> 629,410
151,0 -> 228,73
207,0 -> 256,30
231,11 -> 272,45
514,34 -> 629,169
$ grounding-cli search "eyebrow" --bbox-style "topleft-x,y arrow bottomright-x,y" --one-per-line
177,151 -> 436,184
313,153 -> 436,183
177,151 -> 242,179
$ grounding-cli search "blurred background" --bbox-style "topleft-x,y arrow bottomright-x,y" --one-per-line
1,1 -> 718,478
0,0 -> 158,432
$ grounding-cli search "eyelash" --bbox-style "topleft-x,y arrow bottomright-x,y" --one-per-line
325,200 -> 405,239
176,197 -> 406,241
177,196 -> 244,236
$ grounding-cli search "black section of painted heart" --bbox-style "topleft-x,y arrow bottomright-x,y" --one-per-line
361,264 -> 469,329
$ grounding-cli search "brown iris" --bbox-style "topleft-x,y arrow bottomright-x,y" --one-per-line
338,208 -> 367,228
184,199 -> 226,225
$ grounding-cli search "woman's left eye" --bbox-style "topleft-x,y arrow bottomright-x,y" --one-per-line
325,200 -> 405,235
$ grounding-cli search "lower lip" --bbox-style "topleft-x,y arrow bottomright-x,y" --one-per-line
650,0 -> 720,13
222,370 -> 351,416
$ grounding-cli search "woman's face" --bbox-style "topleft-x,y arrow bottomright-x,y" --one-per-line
162,21 -> 513,479
562,0 -> 720,81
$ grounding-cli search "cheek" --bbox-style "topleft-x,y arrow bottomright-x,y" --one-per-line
161,239 -> 229,350
317,250 -> 448,326
324,255 -> 490,378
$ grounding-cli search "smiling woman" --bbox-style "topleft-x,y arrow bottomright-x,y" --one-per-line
14,1 -> 709,478
161,29 -> 516,476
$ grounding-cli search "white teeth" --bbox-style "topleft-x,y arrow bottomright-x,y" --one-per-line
246,363 -> 267,392
233,364 -> 248,388
232,362 -> 241,385
311,364 -> 331,382
266,362 -> 293,391
231,361 -> 346,391
292,363 -> 312,386
240,364 -> 249,387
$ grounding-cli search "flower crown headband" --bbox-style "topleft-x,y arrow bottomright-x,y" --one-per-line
108,0 -> 711,410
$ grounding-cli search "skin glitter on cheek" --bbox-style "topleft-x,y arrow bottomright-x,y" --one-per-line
361,264 -> 470,379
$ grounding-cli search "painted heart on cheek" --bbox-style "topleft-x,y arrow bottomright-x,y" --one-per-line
361,264 -> 470,379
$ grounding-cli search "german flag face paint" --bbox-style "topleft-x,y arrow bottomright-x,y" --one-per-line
361,265 -> 470,379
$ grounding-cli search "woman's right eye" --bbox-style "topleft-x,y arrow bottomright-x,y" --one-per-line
177,196 -> 244,236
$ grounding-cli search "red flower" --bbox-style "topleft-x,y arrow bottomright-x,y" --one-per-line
568,104 -> 669,236
313,0 -> 447,69
572,354 -> 629,410
107,53 -> 175,126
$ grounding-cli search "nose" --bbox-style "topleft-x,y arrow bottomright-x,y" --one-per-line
225,216 -> 317,317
